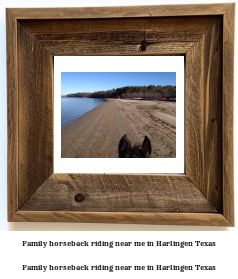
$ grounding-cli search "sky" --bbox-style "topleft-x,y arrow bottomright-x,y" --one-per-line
61,72 -> 176,95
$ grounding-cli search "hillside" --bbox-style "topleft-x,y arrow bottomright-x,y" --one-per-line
66,92 -> 93,98
66,85 -> 176,100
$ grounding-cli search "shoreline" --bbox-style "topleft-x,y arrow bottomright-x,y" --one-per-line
61,99 -> 176,158
61,98 -> 108,128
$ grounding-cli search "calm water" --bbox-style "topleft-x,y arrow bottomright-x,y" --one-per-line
61,97 -> 107,127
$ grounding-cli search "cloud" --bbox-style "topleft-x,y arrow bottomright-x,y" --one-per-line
89,84 -> 93,86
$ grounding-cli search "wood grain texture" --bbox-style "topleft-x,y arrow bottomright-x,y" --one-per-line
8,3 -> 233,19
20,16 -> 218,34
222,4 -> 235,225
18,23 -> 54,208
11,211 -> 231,226
38,41 -> 193,56
7,10 -> 18,220
20,174 -> 217,213
6,4 -> 234,225
186,18 -> 223,212
19,16 -> 218,56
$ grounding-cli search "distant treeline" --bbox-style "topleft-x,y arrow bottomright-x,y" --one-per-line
66,85 -> 176,99
66,93 -> 93,98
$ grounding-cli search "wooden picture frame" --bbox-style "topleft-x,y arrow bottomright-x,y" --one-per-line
7,3 -> 234,226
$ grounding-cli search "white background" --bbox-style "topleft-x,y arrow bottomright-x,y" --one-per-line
55,56 -> 184,173
1,231 -> 238,278
0,0 -> 237,228
1,0 -> 237,278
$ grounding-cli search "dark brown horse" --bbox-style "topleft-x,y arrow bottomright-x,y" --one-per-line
118,134 -> 151,158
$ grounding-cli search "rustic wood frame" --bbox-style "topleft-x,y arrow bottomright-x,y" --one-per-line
7,4 -> 234,226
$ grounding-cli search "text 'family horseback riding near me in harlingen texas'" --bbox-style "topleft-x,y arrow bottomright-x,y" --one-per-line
22,240 -> 216,248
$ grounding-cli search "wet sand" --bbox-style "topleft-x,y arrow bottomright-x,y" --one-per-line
61,99 -> 176,158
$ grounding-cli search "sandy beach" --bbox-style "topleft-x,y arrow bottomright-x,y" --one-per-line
61,99 -> 176,158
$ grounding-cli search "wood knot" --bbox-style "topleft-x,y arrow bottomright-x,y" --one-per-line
74,193 -> 85,202
211,119 -> 215,122
140,40 -> 147,51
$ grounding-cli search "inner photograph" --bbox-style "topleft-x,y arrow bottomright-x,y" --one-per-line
61,72 -> 176,159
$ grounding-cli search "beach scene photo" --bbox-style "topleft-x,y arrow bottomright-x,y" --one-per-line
61,72 -> 176,159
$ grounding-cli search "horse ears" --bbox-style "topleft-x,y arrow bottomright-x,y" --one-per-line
141,136 -> 151,158
119,134 -> 151,158
119,134 -> 130,153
